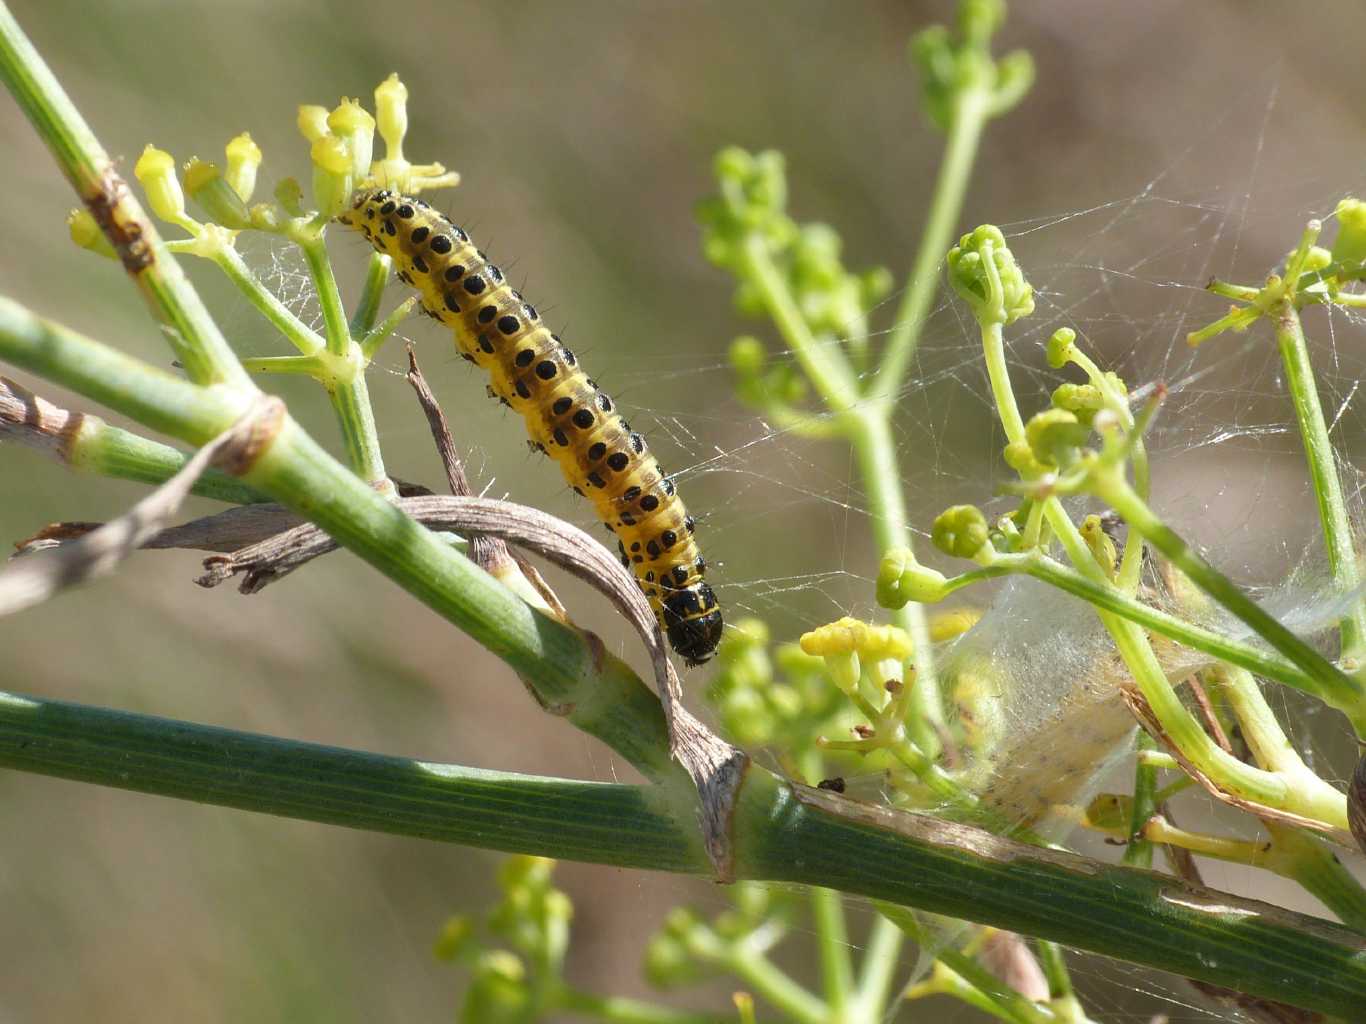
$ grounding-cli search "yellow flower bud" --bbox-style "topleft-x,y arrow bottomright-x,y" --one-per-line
375,73 -> 409,160
800,616 -> 913,661
329,98 -> 375,179
225,132 -> 263,201
296,104 -> 331,143
66,208 -> 115,259
134,145 -> 187,224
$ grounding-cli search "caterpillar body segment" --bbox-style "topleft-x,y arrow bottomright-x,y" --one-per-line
337,188 -> 722,664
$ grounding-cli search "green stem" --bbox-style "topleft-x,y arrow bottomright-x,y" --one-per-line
1095,468 -> 1366,735
299,235 -> 351,357
328,367 -> 393,496
1,393 -> 267,504
359,296 -> 416,362
557,988 -> 731,1024
1122,732 -> 1158,869
0,2 -> 250,389
809,887 -> 854,1016
212,246 -> 322,355
932,549 -> 1322,700
876,905 -> 1050,1024
1274,302 -> 1366,663
980,318 -> 1026,443
740,235 -> 860,413
872,83 -> 989,403
854,914 -> 905,1021
848,410 -> 943,753
240,355 -> 326,377
1264,824 -> 1366,933
725,946 -> 827,1024
349,252 -> 392,338
1033,940 -> 1073,1002
3,691 -> 1364,1016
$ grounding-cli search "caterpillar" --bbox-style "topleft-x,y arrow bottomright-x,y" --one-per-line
337,188 -> 723,664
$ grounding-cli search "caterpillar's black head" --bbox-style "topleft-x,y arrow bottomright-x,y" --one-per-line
662,582 -> 723,666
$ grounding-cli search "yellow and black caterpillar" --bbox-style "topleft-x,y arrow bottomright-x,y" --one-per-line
338,189 -> 722,664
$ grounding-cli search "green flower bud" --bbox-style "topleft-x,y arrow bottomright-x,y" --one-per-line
184,158 -> 250,229
1080,513 -> 1117,577
729,336 -> 766,376
714,146 -> 753,183
134,145 -> 187,225
274,177 -> 305,217
1332,197 -> 1366,277
224,132 -> 262,202
946,224 -> 1034,326
1045,327 -> 1076,369
960,0 -> 1006,45
499,854 -> 554,894
329,98 -> 376,180
66,209 -> 115,259
876,547 -> 948,607
931,504 -> 991,560
1051,381 -> 1104,423
1002,439 -> 1047,478
460,951 -> 529,1024
433,915 -> 475,961
643,933 -> 689,987
1083,792 -> 1133,831
1025,408 -> 1088,467
311,135 -> 353,217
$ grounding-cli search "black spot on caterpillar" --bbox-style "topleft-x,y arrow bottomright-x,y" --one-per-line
337,188 -> 722,664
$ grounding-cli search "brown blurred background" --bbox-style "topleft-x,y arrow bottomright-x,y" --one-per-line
3,1 -> 1365,1020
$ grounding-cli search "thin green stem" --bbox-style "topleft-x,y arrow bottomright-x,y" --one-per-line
740,235 -> 860,414
724,945 -> 827,1024
359,296 -> 416,362
0,2 -> 250,388
877,905 -> 1051,1024
328,367 -> 393,496
1264,824 -> 1366,933
1121,732 -> 1158,869
240,355 -> 326,377
848,410 -> 943,753
854,914 -> 905,1021
349,251 -> 392,338
299,235 -> 351,357
212,246 -> 322,355
872,84 -> 990,404
557,988 -> 731,1024
932,552 -> 1321,700
1033,941 -> 1073,1002
1094,468 -> 1366,735
809,886 -> 854,1016
981,319 -> 1026,443
1274,302 -> 1366,663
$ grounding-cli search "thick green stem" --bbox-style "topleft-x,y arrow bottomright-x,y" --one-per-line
0,2 -> 250,389
872,84 -> 989,403
3,692 -> 1364,1016
1122,732 -> 1159,869
1274,302 -> 1366,663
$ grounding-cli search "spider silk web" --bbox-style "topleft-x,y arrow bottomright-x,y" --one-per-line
226,88 -> 1366,1024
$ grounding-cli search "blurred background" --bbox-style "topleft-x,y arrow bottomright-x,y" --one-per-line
3,1 -> 1365,1020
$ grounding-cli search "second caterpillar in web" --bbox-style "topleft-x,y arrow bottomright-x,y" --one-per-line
337,188 -> 723,665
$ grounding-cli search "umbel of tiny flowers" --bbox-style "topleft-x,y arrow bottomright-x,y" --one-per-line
910,0 -> 1034,132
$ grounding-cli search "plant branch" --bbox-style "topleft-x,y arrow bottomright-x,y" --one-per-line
2,693 -> 1364,1015
1274,302 -> 1366,663
0,2 -> 250,388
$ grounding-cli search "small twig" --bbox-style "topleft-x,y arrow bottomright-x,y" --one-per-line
1188,675 -> 1234,754
0,395 -> 283,617
404,345 -> 567,620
